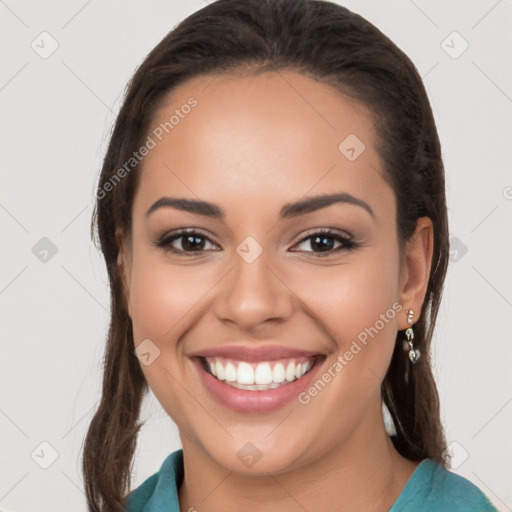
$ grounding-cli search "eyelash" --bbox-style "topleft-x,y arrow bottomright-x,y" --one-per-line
154,228 -> 358,257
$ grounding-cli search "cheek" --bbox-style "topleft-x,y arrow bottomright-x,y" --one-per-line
288,248 -> 400,349
127,254 -> 217,423
128,254 -> 213,345
288,251 -> 401,436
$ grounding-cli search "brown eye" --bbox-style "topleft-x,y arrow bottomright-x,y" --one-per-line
154,229 -> 220,255
290,229 -> 357,256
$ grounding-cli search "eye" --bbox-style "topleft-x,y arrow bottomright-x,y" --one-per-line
290,229 -> 357,256
154,229 -> 220,255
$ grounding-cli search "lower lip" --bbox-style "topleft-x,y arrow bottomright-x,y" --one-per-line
193,356 -> 325,413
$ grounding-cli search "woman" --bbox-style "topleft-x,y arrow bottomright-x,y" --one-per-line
82,0 -> 498,510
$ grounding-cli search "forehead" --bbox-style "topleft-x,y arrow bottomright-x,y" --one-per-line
133,70 -> 394,224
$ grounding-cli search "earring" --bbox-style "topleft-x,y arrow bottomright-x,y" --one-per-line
404,309 -> 420,364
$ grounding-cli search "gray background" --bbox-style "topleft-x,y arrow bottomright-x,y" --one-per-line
1,0 -> 511,510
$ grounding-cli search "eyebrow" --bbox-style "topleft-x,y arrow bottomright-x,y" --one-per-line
145,192 -> 375,221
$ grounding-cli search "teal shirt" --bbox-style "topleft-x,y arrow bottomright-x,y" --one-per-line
125,449 -> 498,511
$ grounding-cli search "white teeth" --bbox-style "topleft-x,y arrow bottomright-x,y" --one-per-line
224,362 -> 237,382
272,363 -> 286,383
229,382 -> 282,391
215,360 -> 225,381
230,382 -> 258,390
237,362 -> 255,384
205,357 -> 316,388
301,359 -> 312,375
254,363 -> 273,384
285,362 -> 296,381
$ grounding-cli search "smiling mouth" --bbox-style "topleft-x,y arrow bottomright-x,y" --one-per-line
198,355 -> 323,391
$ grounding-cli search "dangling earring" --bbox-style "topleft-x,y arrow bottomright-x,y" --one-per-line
404,309 -> 420,364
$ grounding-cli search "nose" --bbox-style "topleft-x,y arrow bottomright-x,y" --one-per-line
213,246 -> 294,332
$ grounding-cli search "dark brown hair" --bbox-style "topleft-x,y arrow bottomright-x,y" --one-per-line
83,0 -> 450,509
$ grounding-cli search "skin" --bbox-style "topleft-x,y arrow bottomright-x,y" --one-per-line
116,69 -> 433,511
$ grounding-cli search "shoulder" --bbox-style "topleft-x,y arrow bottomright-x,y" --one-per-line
123,449 -> 184,512
124,472 -> 160,512
391,459 -> 498,512
429,461 -> 497,510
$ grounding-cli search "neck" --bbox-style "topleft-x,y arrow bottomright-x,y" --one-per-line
178,404 -> 419,512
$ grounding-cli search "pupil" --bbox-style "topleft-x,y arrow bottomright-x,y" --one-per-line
183,235 -> 204,251
313,235 -> 333,252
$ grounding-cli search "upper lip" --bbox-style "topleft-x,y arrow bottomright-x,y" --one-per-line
189,344 -> 323,362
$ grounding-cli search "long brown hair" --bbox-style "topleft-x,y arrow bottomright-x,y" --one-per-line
83,0 -> 450,509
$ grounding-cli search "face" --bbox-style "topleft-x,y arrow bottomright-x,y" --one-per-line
117,70 -> 431,475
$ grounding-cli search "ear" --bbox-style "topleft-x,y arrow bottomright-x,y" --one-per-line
397,217 -> 434,330
115,227 -> 132,318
